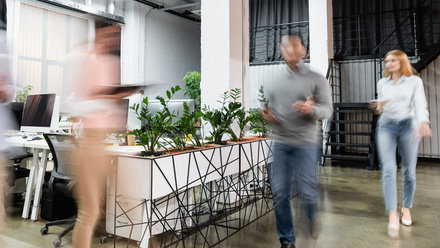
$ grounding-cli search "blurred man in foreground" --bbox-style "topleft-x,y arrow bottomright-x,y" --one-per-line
261,35 -> 332,248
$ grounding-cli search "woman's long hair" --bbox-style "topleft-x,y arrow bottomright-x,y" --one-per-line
383,50 -> 414,77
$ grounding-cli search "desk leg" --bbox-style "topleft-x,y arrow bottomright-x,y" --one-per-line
22,148 -> 40,219
30,149 -> 49,221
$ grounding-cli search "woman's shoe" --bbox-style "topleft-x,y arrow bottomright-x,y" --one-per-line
401,207 -> 412,226
387,223 -> 400,239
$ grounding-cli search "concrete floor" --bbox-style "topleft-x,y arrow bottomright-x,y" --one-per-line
1,161 -> 439,248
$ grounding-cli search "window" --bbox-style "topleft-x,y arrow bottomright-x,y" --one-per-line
17,3 -> 89,99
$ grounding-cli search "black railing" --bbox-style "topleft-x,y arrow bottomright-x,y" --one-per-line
326,59 -> 341,104
333,8 -> 420,60
249,21 -> 309,64
371,12 -> 416,98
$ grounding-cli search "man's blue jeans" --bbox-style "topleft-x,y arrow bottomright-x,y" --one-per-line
269,142 -> 319,245
376,118 -> 419,214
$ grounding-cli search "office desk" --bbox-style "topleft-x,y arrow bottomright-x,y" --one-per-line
5,136 -> 145,221
5,136 -> 50,221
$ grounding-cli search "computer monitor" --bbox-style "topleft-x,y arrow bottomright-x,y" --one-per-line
126,93 -> 143,131
110,98 -> 130,133
20,94 -> 60,133
6,102 -> 24,131
148,99 -> 195,121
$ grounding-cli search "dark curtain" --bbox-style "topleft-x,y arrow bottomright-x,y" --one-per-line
333,0 -> 440,58
0,0 -> 6,30
249,0 -> 309,63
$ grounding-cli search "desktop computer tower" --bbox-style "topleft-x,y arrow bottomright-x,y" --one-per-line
40,186 -> 77,221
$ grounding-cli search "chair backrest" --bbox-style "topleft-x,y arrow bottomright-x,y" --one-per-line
43,133 -> 78,194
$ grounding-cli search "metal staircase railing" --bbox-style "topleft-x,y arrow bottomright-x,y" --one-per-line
321,103 -> 378,170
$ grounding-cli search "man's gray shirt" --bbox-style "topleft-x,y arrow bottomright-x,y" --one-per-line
267,63 -> 333,146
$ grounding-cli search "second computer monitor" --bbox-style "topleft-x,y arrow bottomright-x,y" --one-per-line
21,94 -> 60,133
148,99 -> 195,120
111,98 -> 130,133
126,97 -> 195,130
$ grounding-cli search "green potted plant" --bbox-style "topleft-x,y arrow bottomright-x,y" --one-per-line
226,88 -> 251,142
15,85 -> 33,102
202,88 -> 241,145
163,103 -> 205,152
183,71 -> 201,112
248,86 -> 270,138
127,86 -> 181,156
228,108 -> 252,142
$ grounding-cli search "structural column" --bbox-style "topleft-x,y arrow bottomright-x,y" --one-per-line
309,0 -> 333,76
121,1 -> 151,85
200,0 -> 249,110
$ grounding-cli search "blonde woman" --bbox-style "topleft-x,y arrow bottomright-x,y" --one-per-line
370,50 -> 431,239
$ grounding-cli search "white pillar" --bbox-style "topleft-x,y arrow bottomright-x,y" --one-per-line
230,0 -> 250,110
200,0 -> 249,109
121,1 -> 151,85
309,0 -> 333,76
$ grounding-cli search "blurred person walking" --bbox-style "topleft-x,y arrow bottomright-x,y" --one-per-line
67,25 -> 135,248
0,11 -> 15,235
369,50 -> 431,239
261,35 -> 332,248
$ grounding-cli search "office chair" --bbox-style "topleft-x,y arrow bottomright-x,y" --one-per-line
40,133 -> 108,247
39,133 -> 78,247
7,147 -> 32,205
7,150 -> 32,186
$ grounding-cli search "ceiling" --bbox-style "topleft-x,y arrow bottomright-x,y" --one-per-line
134,0 -> 201,22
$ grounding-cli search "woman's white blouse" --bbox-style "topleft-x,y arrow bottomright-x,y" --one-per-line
377,75 -> 429,125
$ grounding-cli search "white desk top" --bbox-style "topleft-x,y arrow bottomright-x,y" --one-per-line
105,145 -> 145,156
5,136 -> 145,156
5,136 -> 48,149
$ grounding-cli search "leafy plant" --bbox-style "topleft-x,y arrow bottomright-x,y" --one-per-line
15,85 -> 33,102
164,103 -> 204,151
226,89 -> 251,142
183,71 -> 201,112
228,108 -> 251,141
127,86 -> 181,154
202,88 -> 242,144
248,86 -> 270,137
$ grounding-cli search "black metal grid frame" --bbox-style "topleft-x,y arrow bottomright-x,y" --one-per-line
113,138 -> 274,248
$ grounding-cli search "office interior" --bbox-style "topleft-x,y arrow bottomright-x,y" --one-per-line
1,0 -> 440,247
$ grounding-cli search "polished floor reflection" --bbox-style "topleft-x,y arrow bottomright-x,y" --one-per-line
1,161 -> 439,248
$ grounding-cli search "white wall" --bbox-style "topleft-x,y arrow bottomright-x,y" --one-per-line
144,9 -> 201,99
249,63 -> 310,108
339,59 -> 378,103
200,0 -> 230,110
419,56 -> 440,158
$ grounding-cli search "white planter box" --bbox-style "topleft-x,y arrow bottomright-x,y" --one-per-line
106,138 -> 273,248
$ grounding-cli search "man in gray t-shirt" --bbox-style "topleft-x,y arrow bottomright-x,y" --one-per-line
262,35 -> 332,248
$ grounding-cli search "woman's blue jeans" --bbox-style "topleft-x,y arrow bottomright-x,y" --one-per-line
376,118 -> 419,214
269,142 -> 319,245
